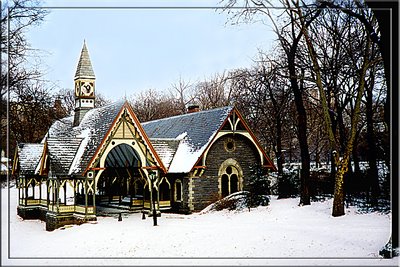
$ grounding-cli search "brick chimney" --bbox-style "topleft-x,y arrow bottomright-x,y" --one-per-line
187,104 -> 200,113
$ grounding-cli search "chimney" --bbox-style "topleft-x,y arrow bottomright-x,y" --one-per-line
187,104 -> 200,113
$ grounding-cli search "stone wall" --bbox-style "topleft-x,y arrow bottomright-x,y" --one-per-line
192,133 -> 260,211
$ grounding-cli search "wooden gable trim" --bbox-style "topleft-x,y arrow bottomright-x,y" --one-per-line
38,140 -> 49,175
83,101 -> 167,176
190,107 -> 277,172
11,145 -> 19,175
83,104 -> 126,176
233,107 -> 277,171
190,107 -> 235,172
124,102 -> 167,173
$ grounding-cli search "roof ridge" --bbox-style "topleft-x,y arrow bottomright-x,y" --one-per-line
142,105 -> 234,125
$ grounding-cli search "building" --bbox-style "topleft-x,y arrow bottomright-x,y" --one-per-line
12,42 -> 276,231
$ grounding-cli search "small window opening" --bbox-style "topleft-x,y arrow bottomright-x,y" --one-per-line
175,180 -> 182,202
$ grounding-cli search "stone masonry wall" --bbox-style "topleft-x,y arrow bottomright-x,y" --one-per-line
192,133 -> 260,211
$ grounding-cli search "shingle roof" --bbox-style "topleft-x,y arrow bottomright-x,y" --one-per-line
17,143 -> 43,175
74,41 -> 95,79
142,106 -> 233,173
149,138 -> 180,169
47,101 -> 125,175
19,103 -> 234,176
47,138 -> 83,176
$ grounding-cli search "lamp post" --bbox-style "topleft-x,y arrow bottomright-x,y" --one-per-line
149,171 -> 158,226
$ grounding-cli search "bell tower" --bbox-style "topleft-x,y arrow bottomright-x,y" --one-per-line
73,40 -> 95,127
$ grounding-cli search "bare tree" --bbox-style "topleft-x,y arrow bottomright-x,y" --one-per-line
1,0 -> 48,158
295,2 -> 381,216
129,88 -> 180,122
193,72 -> 230,109
9,80 -> 60,152
222,0 -> 329,206
1,0 -> 48,97
55,88 -> 112,116
169,76 -> 195,114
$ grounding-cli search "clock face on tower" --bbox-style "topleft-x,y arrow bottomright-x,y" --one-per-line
80,81 -> 94,96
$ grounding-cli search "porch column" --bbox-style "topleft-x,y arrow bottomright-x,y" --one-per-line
85,178 -> 88,216
64,182 -> 67,204
32,182 -> 35,199
39,179 -> 42,201
24,177 -> 28,206
73,180 -> 76,205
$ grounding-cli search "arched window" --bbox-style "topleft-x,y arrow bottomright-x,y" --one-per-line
220,164 -> 241,198
159,178 -> 171,201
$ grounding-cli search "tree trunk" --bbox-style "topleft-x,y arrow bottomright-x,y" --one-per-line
366,76 -> 380,206
332,156 -> 348,216
276,115 -> 284,176
288,61 -> 310,206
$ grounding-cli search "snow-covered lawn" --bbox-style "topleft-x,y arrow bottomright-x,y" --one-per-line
2,187 -> 398,266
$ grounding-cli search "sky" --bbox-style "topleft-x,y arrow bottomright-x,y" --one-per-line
25,0 -> 277,101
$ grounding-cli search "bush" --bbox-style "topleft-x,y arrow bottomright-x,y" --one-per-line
201,191 -> 269,213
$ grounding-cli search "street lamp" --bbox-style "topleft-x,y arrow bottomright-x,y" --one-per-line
149,171 -> 158,226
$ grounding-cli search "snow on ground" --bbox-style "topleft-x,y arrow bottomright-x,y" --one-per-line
2,187 -> 398,266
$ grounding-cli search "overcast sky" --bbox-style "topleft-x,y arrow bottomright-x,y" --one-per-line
26,0 -> 276,101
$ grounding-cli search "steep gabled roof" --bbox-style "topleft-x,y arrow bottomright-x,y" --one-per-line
46,138 -> 83,176
142,106 -> 234,173
45,101 -> 166,176
17,143 -> 43,175
46,101 -> 125,175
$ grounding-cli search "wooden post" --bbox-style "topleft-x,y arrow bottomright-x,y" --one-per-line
73,180 -> 76,205
92,180 -> 96,212
56,180 -> 59,213
64,182 -> 67,204
149,172 -> 158,226
85,179 -> 88,217
24,178 -> 27,206
39,179 -> 42,201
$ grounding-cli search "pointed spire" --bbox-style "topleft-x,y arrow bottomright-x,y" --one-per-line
74,40 -> 95,79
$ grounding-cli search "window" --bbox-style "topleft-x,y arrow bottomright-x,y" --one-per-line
175,179 -> 182,202
220,165 -> 240,198
224,138 -> 236,152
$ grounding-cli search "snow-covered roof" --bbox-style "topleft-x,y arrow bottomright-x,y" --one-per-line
17,143 -> 44,175
18,102 -> 235,176
142,106 -> 234,173
48,101 -> 124,175
149,138 -> 180,169
47,138 -> 83,176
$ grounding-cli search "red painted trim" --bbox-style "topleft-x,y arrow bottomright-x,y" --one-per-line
11,145 -> 19,175
190,108 -> 235,171
191,107 -> 277,172
193,166 -> 207,169
82,101 -> 167,176
89,167 -> 105,171
82,103 -> 127,176
234,108 -> 277,172
39,141 -> 48,176
125,102 -> 167,174
141,166 -> 159,170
